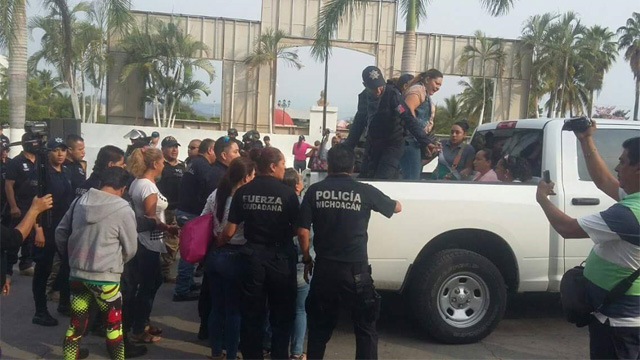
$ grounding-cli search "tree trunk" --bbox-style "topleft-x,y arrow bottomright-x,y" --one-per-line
556,55 -> 569,118
400,0 -> 417,74
587,89 -> 594,118
8,0 -> 27,139
270,60 -> 278,134
479,71 -> 486,124
634,78 -> 639,121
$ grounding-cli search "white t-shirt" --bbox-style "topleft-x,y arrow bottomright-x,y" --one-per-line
129,178 -> 168,253
203,189 -> 246,245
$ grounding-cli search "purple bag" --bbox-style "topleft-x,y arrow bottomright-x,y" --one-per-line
179,213 -> 214,264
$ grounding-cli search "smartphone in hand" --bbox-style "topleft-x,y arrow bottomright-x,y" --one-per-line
543,170 -> 556,195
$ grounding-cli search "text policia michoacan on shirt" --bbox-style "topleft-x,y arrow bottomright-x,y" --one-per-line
315,190 -> 362,211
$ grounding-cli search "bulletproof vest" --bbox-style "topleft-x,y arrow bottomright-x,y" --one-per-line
366,81 -> 405,145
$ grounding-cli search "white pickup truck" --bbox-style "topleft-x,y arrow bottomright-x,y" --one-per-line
308,118 -> 640,344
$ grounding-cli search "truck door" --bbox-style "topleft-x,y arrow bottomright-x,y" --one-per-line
561,125 -> 640,271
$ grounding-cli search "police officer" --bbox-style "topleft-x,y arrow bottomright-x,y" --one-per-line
1,139 -> 11,226
227,128 -> 244,152
297,144 -> 401,359
221,147 -> 300,360
63,134 -> 86,193
5,132 -> 39,275
347,66 -> 436,179
32,137 -> 74,326
157,136 -> 185,283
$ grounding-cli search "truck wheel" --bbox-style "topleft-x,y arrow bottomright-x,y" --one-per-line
410,249 -> 507,344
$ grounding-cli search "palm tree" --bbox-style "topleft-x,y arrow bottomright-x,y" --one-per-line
618,12 -> 640,120
244,28 -> 303,133
120,19 -> 215,128
577,26 -> 617,117
433,95 -> 464,134
1,0 -> 27,134
311,0 -> 515,73
519,13 -> 557,118
458,30 -> 506,124
458,77 -> 494,127
545,12 -> 585,117
1,0 -> 131,130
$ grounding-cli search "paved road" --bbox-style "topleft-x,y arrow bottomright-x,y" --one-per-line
1,272 -> 589,359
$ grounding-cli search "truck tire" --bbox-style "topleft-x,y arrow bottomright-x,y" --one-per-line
410,249 -> 507,344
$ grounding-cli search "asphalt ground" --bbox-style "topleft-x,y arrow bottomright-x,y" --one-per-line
0,272 -> 589,359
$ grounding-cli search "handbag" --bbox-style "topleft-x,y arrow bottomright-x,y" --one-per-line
179,213 -> 214,264
560,264 -> 640,328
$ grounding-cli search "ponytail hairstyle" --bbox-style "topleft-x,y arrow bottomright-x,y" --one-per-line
93,145 -> 125,175
215,157 -> 256,222
453,120 -> 470,134
296,135 -> 305,150
408,68 -> 444,89
126,146 -> 163,178
250,147 -> 283,175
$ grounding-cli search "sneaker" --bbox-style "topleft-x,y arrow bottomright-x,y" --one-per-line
32,311 -> 59,326
20,267 -> 35,276
124,342 -> 148,358
172,291 -> 200,302
78,348 -> 90,360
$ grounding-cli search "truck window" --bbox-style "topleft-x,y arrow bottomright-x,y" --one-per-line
576,129 -> 640,181
471,129 -> 543,177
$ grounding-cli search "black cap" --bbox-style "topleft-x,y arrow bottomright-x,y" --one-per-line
228,128 -> 238,136
151,131 -> 160,138
1,122 -> 9,129
161,136 -> 181,148
46,137 -> 69,151
362,66 -> 385,89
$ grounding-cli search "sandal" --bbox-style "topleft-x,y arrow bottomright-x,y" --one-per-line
145,324 -> 163,336
130,331 -> 162,343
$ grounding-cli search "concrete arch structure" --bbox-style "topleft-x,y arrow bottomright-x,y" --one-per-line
107,0 -> 531,132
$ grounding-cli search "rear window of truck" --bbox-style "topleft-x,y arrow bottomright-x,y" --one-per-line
471,128 -> 544,178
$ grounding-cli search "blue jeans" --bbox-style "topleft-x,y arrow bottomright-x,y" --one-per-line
400,140 -> 422,180
290,282 -> 310,355
206,246 -> 244,359
174,210 -> 197,296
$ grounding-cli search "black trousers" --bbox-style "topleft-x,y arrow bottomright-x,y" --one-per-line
240,244 -> 297,360
589,317 -> 640,359
121,244 -> 163,335
306,259 -> 380,360
32,244 -> 55,313
361,141 -> 404,180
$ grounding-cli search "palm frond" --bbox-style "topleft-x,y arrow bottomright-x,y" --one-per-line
479,0 -> 515,16
312,0 -> 362,61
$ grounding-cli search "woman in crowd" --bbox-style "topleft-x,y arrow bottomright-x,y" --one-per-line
429,121 -> 475,180
122,147 -> 178,343
76,145 -> 125,196
402,69 -> 444,180
495,155 -> 533,183
221,147 -> 300,360
202,157 -> 256,360
308,140 -> 322,170
32,138 -> 74,326
282,168 -> 314,360
472,149 -> 499,182
292,136 -> 315,172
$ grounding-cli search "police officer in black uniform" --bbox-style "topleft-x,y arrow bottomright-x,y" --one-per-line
32,137 -> 74,326
347,66 -> 436,179
63,134 -> 86,193
1,139 -> 11,226
297,144 -> 401,359
5,133 -> 39,275
221,147 -> 300,360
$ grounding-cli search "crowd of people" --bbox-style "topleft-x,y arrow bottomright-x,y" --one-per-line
0,62 -> 637,360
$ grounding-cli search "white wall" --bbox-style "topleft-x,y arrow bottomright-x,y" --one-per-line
80,123 -> 327,175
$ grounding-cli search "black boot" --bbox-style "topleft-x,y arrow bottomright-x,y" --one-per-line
32,310 -> 59,326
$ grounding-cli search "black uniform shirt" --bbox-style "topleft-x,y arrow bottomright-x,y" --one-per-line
46,164 -> 73,229
63,159 -> 86,193
206,161 -> 228,194
297,174 -> 396,263
158,160 -> 185,210
228,176 -> 299,246
5,153 -> 37,211
178,155 -> 213,215
76,172 -> 101,197
1,159 -> 8,213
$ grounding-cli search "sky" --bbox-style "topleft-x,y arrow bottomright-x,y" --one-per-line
24,0 -> 638,120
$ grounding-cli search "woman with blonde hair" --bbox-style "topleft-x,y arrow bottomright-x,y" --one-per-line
122,146 -> 178,344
